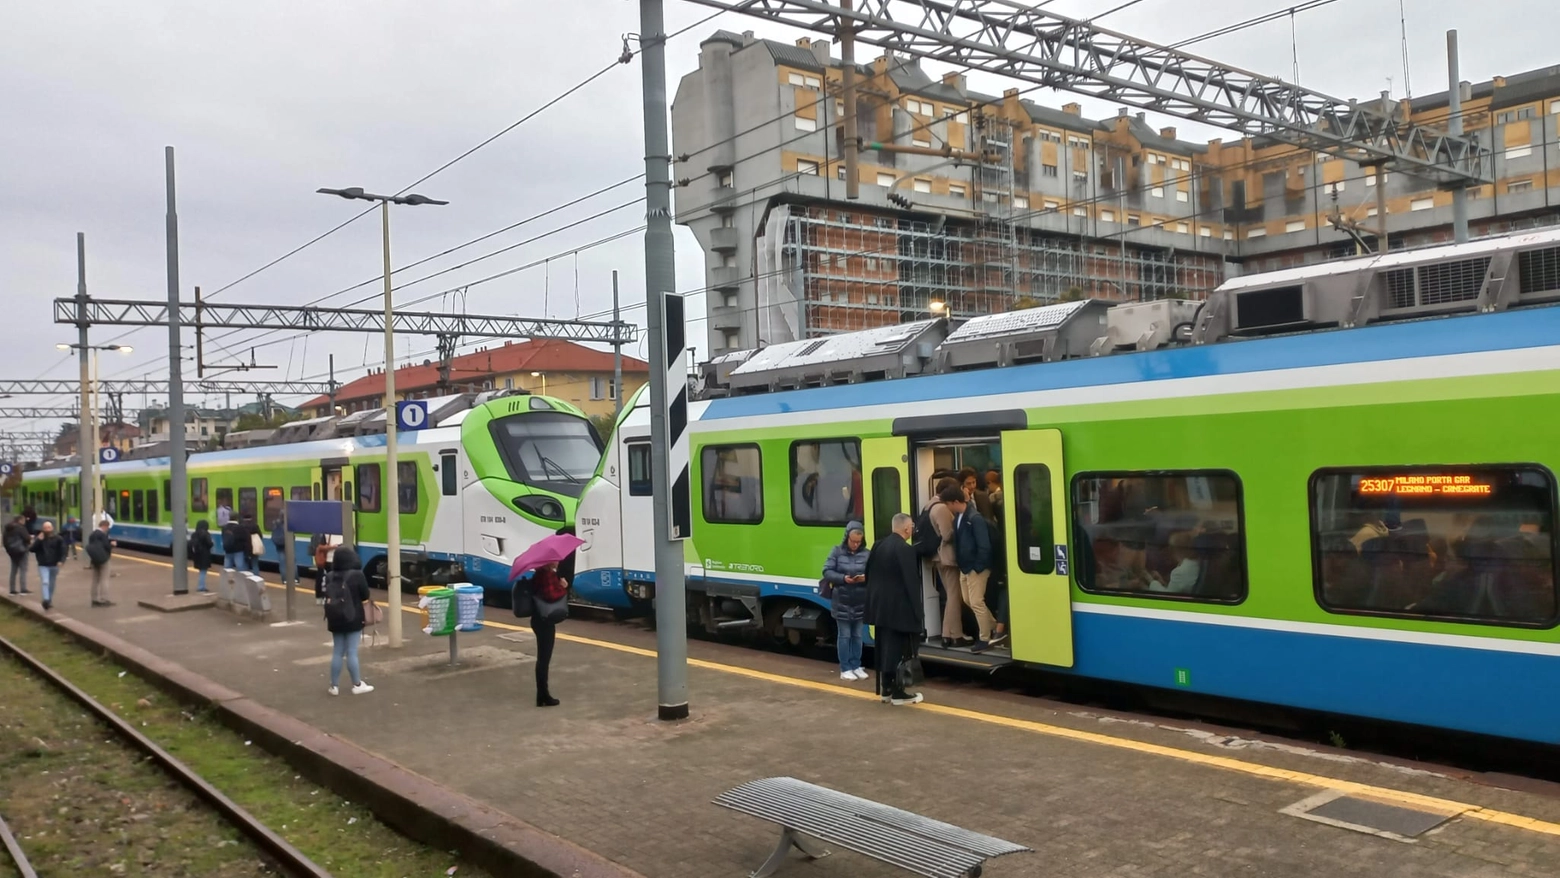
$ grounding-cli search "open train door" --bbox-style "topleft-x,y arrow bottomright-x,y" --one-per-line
1001,428 -> 1073,668
861,437 -> 910,544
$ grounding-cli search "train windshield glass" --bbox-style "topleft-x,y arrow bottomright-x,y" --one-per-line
489,412 -> 602,497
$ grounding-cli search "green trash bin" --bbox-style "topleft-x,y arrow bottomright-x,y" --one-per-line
419,587 -> 458,636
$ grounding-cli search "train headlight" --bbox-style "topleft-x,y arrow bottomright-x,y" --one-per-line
513,495 -> 564,521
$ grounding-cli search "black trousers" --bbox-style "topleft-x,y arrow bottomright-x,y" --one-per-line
875,627 -> 914,697
532,615 -> 557,695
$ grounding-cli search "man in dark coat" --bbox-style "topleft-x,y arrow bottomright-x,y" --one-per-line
865,512 -> 924,705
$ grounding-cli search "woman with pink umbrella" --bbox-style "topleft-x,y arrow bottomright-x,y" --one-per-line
510,533 -> 583,707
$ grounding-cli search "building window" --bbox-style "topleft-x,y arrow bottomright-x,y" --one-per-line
1146,153 -> 1161,165
904,98 -> 934,116
1100,209 -> 1115,222
190,478 -> 208,513
787,72 -> 820,89
1366,174 -> 1378,187
1325,181 -> 1346,195
1044,200 -> 1060,211
1151,186 -> 1164,198
1072,171 -> 1088,184
701,444 -> 763,524
1310,466 -> 1556,626
264,487 -> 284,531
836,165 -> 847,180
1247,227 -> 1267,239
1072,471 -> 1247,602
1200,226 -> 1212,237
949,184 -> 966,198
1509,178 -> 1535,194
721,329 -> 740,349
1410,197 -> 1435,211
1173,158 -> 1191,171
912,137 -> 931,148
1068,135 -> 1088,148
875,217 -> 894,228
913,178 -> 932,193
1285,220 -> 1306,233
794,115 -> 817,132
1223,229 -> 1234,240
356,464 -> 381,513
1073,206 -> 1087,217
1176,189 -> 1189,203
1505,145 -> 1533,160
1495,106 -> 1536,124
1015,196 -> 1029,210
718,171 -> 733,188
590,376 -> 617,400
796,158 -> 820,175
983,191 -> 999,203
1039,130 -> 1061,143
876,172 -> 895,187
1041,163 -> 1058,177
954,111 -> 969,125
789,439 -> 862,526
1550,99 -> 1560,115
1126,214 -> 1140,225
1176,221 -> 1189,233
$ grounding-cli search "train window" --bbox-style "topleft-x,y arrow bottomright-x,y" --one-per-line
1013,465 -> 1054,575
441,453 -> 458,496
215,487 -> 233,516
238,487 -> 258,520
356,464 -> 382,513
290,486 -> 311,502
1311,466 -> 1558,627
398,462 -> 418,514
870,467 -> 902,541
131,490 -> 145,523
701,444 -> 763,524
1071,471 -> 1246,602
789,439 -> 862,527
263,487 -> 284,530
626,444 -> 652,497
190,478 -> 208,513
163,479 -> 171,512
313,482 -> 321,501
146,489 -> 158,521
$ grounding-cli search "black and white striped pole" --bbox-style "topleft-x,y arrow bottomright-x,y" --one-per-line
639,0 -> 690,721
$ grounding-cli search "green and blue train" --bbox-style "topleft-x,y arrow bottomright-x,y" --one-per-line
19,391 -> 602,595
573,227 -> 1560,745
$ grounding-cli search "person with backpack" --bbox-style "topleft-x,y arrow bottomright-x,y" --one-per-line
929,484 -> 965,647
189,520 -> 215,594
240,513 -> 262,575
5,514 -> 31,595
30,520 -> 66,611
220,516 -> 245,592
821,520 -> 870,681
322,546 -> 374,696
86,518 -> 115,607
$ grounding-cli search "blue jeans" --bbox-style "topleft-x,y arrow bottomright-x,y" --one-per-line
836,618 -> 864,672
330,630 -> 362,688
38,565 -> 57,603
223,551 -> 245,571
197,568 -> 208,592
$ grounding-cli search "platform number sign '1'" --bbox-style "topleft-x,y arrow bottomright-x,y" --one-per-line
99,447 -> 120,464
396,400 -> 429,431
663,292 -> 691,541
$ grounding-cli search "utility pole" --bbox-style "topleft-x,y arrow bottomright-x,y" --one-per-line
379,199 -> 404,648
165,147 -> 189,594
75,233 -> 97,531
640,0 -> 689,721
840,0 -> 860,199
1447,30 -> 1469,244
612,270 -> 624,419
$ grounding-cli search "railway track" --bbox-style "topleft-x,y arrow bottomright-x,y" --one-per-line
0,631 -> 333,878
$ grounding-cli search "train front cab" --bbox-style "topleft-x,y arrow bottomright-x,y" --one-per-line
863,416 -> 1075,671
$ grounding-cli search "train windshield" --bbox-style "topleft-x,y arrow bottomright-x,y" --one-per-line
488,412 -> 603,497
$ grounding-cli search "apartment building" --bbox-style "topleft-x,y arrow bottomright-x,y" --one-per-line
672,30 -> 1560,355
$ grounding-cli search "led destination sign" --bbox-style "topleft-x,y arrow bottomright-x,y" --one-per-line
1357,474 -> 1492,496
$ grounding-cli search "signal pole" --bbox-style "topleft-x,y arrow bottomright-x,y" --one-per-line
165,147 -> 189,594
75,234 -> 97,531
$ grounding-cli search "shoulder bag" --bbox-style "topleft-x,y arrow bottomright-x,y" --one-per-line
533,592 -> 569,625
818,577 -> 834,600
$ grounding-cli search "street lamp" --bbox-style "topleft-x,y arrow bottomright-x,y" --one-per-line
55,343 -> 132,531
928,300 -> 948,317
530,371 -> 547,396
317,186 -> 447,649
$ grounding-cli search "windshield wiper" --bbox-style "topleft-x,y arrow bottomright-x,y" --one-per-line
537,453 -> 581,485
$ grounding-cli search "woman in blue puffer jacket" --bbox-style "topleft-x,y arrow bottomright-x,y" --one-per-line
822,520 -> 870,681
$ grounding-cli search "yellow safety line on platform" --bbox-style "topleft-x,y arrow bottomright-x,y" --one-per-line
120,554 -> 1560,837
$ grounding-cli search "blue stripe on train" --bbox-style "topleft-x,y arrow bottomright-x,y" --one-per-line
1066,610 -> 1560,745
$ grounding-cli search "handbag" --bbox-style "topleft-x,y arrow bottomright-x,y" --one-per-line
249,533 -> 264,556
511,581 -> 534,618
533,593 -> 568,625
896,641 -> 924,691
818,577 -> 834,600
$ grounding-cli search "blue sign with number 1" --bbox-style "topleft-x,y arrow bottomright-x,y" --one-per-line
395,401 -> 429,431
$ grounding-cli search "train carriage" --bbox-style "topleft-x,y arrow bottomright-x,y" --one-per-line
574,228 -> 1560,745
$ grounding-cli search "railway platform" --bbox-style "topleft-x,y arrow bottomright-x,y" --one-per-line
7,551 -> 1560,878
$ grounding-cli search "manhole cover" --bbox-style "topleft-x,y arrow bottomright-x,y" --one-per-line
1283,791 -> 1460,841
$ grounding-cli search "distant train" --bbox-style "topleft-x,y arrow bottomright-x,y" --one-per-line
19,390 -> 600,596
572,227 -> 1560,745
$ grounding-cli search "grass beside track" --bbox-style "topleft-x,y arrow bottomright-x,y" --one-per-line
0,606 -> 491,878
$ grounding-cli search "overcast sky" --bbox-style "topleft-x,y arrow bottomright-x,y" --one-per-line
4,0 -> 1556,443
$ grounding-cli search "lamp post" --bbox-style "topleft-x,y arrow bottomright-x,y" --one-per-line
317,186 -> 447,649
529,371 -> 547,396
55,342 -> 132,530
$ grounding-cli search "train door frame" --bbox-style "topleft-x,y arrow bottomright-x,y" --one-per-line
318,458 -> 346,502
1000,428 -> 1074,667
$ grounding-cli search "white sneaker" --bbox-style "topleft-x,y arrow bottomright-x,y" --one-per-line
351,682 -> 374,695
327,686 -> 339,696
852,668 -> 869,680
840,671 -> 856,681
890,693 -> 924,706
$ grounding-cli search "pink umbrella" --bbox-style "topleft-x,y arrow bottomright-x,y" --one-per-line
508,533 -> 585,582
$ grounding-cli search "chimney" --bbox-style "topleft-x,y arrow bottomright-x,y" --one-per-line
941,71 -> 966,93
1004,87 -> 1020,100
1062,102 -> 1082,116
741,30 -> 756,46
1117,107 -> 1129,117
809,39 -> 831,66
1135,112 -> 1146,122
795,36 -> 811,49
1492,75 -> 1507,88
1160,126 -> 1177,139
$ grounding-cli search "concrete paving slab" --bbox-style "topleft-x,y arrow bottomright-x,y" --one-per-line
136,592 -> 218,612
12,552 -> 1560,878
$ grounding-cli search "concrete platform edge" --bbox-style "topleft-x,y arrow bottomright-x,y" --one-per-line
3,596 -> 646,878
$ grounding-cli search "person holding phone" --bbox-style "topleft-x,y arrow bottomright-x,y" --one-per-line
822,520 -> 870,681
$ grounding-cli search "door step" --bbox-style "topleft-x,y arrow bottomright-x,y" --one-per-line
917,644 -> 1013,671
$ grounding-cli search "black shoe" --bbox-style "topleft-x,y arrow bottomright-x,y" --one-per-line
970,640 -> 991,653
536,692 -> 560,707
41,601 -> 51,611
989,630 -> 1009,646
19,589 -> 29,594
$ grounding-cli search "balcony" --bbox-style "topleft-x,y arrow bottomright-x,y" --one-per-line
710,226 -> 740,253
709,266 -> 742,291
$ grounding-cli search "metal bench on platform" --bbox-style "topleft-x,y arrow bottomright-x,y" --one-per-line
714,776 -> 1029,878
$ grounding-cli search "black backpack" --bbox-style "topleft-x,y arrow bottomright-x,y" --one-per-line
911,504 -> 941,559
221,521 -> 242,554
322,570 -> 357,628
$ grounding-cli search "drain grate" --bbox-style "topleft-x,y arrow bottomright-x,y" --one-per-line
1282,791 -> 1461,842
